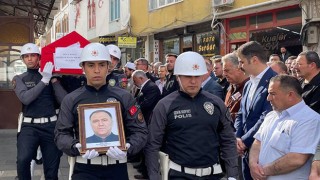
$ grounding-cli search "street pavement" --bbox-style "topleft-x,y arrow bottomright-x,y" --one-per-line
0,129 -> 142,180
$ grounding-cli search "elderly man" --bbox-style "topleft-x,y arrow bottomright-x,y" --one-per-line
250,75 -> 320,180
222,52 -> 249,122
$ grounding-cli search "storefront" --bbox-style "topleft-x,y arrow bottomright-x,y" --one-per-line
154,21 -> 221,63
225,5 -> 302,56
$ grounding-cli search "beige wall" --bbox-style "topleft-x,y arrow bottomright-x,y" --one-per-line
131,0 -> 212,36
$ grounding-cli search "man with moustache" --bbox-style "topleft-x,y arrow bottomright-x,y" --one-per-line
222,52 -> 249,122
250,75 -> 320,180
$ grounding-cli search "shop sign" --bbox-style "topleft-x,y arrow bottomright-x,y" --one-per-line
99,36 -> 116,45
197,32 -> 220,56
250,28 -> 300,52
117,37 -> 137,48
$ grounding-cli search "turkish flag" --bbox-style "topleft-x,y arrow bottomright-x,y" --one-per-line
40,31 -> 90,75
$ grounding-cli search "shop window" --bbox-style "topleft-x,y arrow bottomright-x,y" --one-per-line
249,13 -> 272,25
163,38 -> 179,57
229,18 -> 246,29
149,0 -> 183,10
276,8 -> 301,20
110,0 -> 120,21
183,36 -> 192,52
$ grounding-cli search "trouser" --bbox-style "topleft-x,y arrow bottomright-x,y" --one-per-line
72,162 -> 129,180
168,169 -> 222,180
241,152 -> 253,180
17,122 -> 62,180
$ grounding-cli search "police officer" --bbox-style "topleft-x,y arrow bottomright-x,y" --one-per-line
54,43 -> 148,180
145,52 -> 238,180
13,43 -> 66,180
106,44 -> 128,89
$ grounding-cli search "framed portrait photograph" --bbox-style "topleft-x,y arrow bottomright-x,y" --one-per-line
77,102 -> 126,154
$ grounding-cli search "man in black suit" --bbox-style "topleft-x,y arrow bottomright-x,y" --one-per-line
162,53 -> 180,97
279,46 -> 291,62
132,70 -> 161,179
132,70 -> 161,124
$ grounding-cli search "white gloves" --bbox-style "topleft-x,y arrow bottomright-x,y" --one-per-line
41,62 -> 53,84
75,143 -> 131,160
82,149 -> 99,159
228,177 -> 237,180
106,143 -> 130,160
74,143 -> 99,159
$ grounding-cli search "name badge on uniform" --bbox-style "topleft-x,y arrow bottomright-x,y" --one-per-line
106,98 -> 117,102
204,102 -> 214,115
231,92 -> 241,101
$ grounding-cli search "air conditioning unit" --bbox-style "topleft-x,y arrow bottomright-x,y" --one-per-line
213,0 -> 234,7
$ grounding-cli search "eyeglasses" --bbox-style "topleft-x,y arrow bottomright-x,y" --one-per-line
136,64 -> 145,66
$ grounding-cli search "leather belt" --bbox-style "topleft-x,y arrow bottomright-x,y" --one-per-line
23,115 -> 57,124
76,155 -> 127,166
169,160 -> 222,177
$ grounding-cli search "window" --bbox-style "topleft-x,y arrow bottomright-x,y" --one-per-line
149,0 -> 183,10
88,0 -> 96,29
110,0 -> 120,21
163,38 -> 179,57
276,8 -> 301,20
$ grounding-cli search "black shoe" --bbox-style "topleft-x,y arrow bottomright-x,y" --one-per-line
134,174 -> 148,180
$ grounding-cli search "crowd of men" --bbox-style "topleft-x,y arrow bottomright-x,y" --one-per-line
13,41 -> 320,180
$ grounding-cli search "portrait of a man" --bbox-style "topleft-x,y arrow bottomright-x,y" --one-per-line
86,110 -> 119,144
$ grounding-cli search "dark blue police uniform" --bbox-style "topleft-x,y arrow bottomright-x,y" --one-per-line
13,68 -> 66,180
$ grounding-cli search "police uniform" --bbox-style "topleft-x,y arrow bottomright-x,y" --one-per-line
145,89 -> 238,180
54,84 -> 148,180
13,68 -> 66,180
107,69 -> 128,89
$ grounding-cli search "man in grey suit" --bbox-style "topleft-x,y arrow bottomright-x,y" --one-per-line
202,58 -> 224,99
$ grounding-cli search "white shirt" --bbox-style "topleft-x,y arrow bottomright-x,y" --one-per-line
254,100 -> 320,180
155,79 -> 166,94
201,76 -> 211,88
140,79 -> 150,91
246,67 -> 269,112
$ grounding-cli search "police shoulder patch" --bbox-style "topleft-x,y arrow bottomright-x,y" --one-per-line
203,102 -> 214,115
109,79 -> 116,86
106,98 -> 117,102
